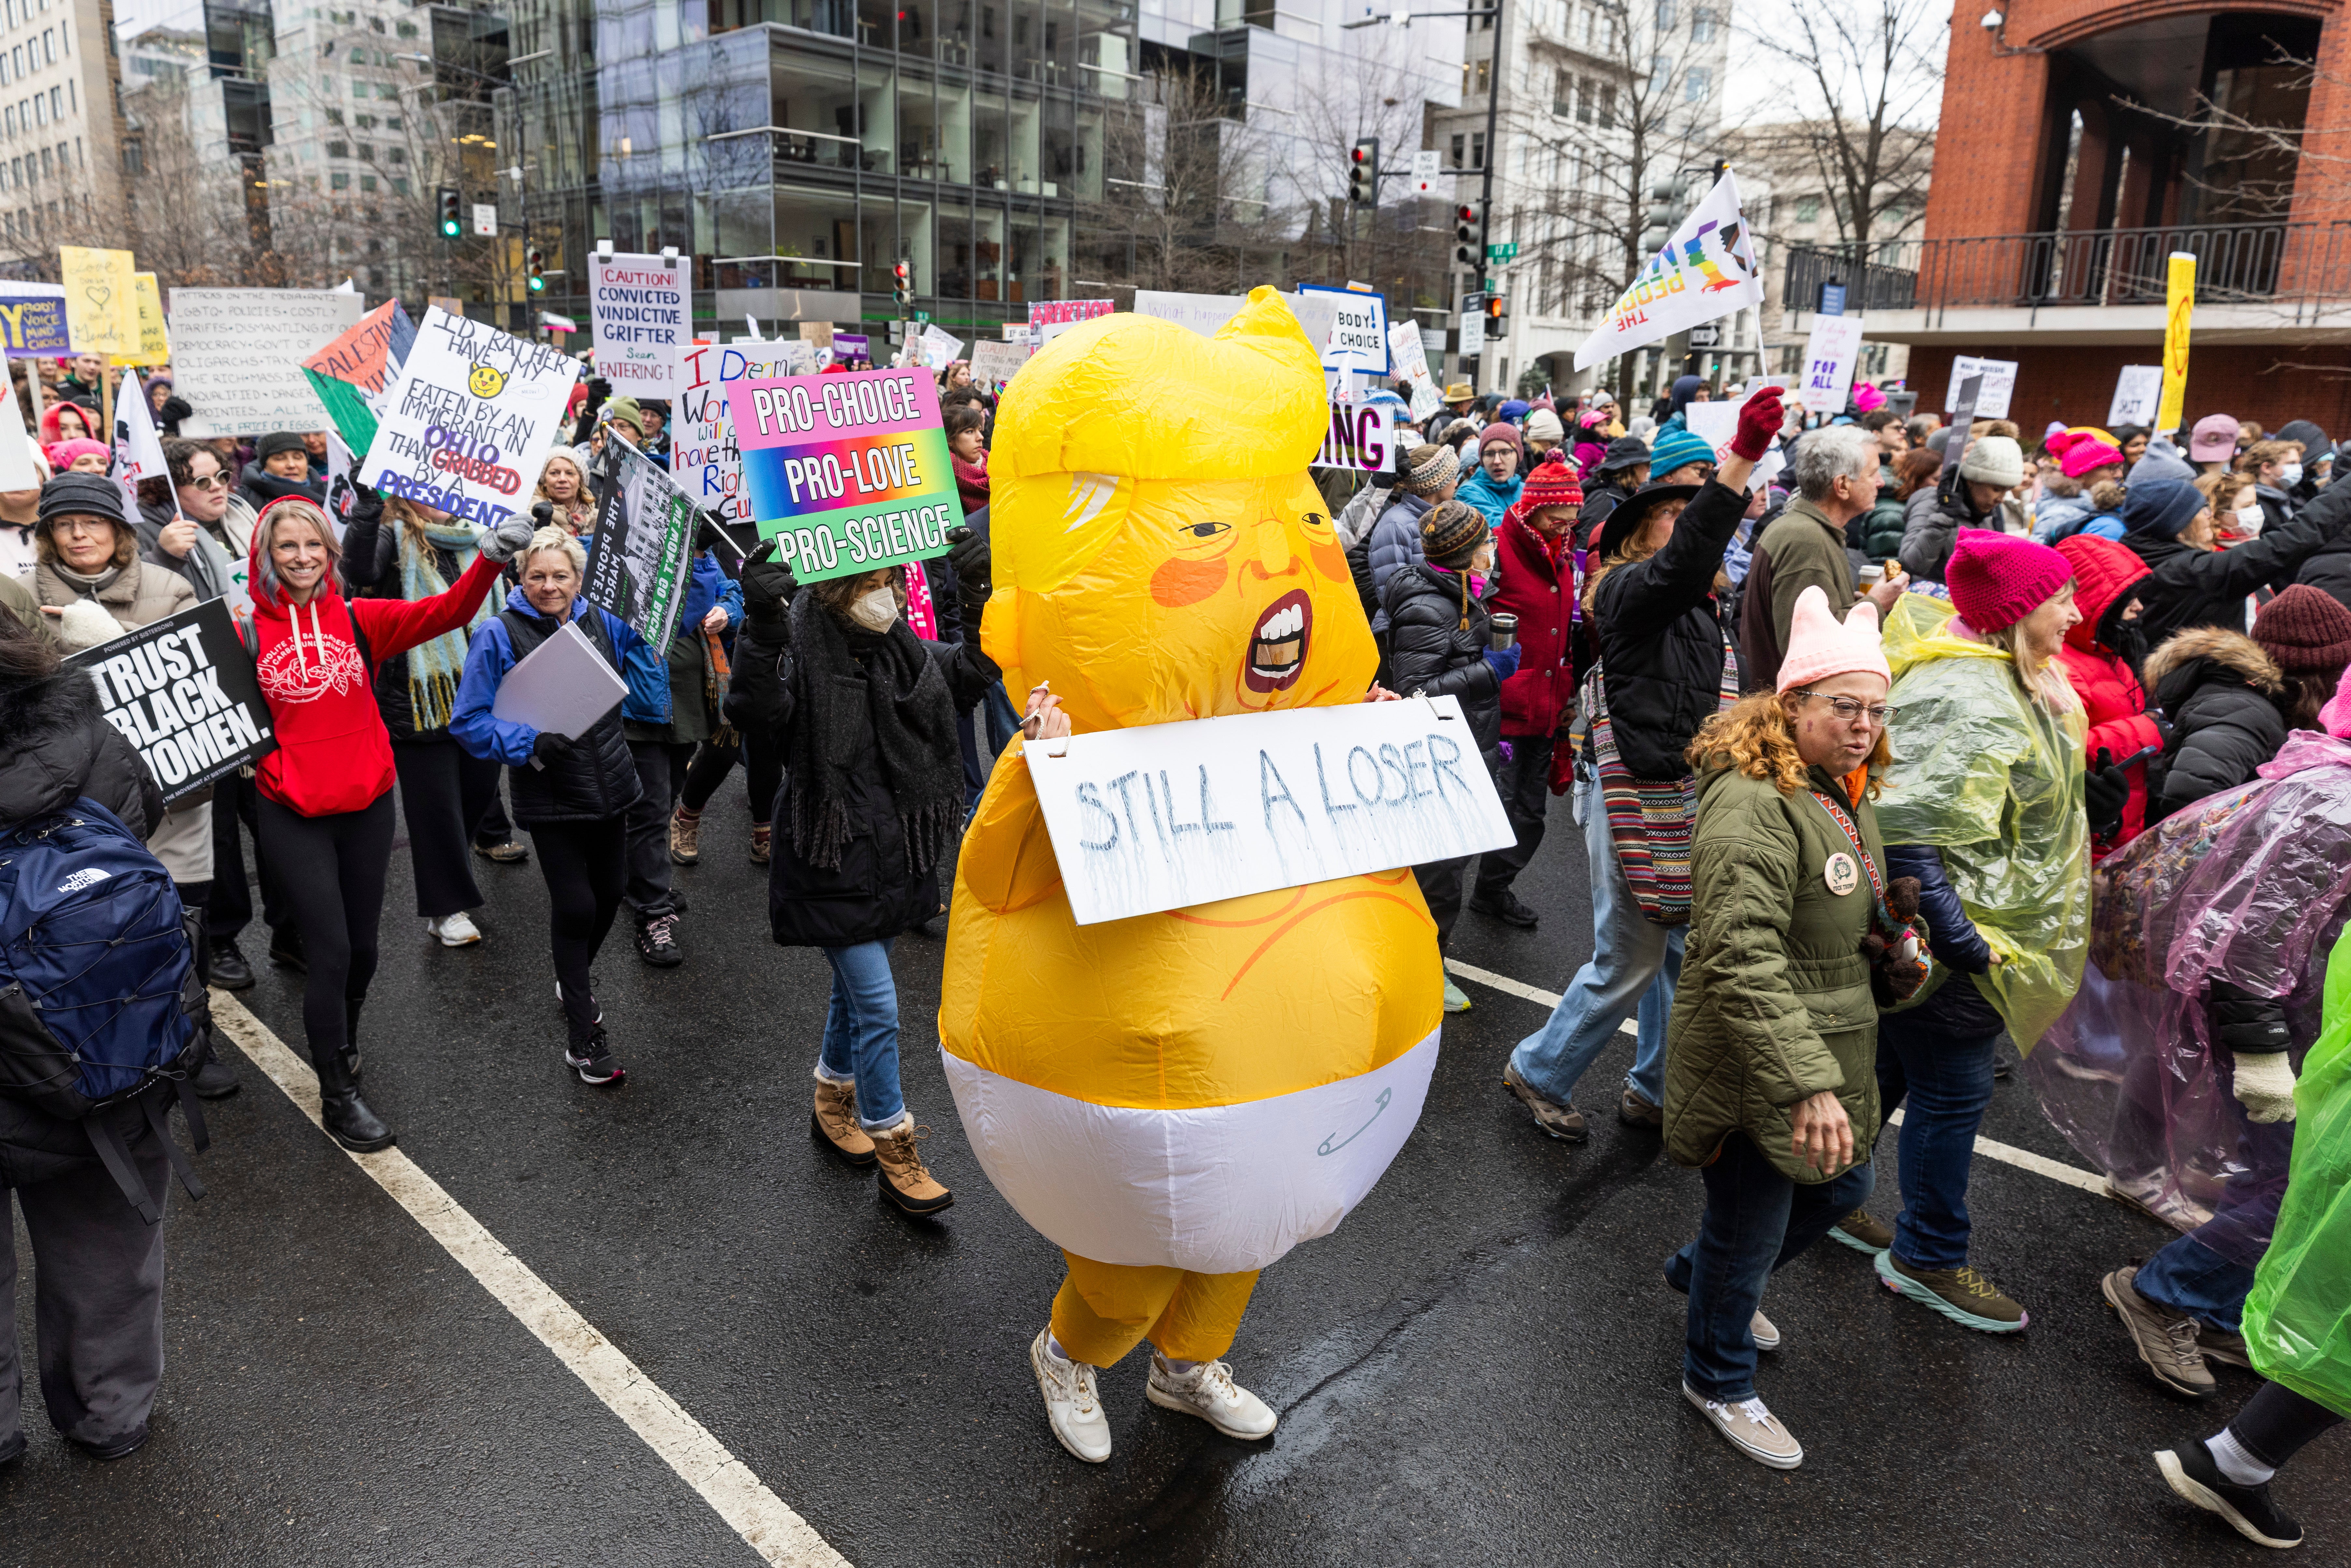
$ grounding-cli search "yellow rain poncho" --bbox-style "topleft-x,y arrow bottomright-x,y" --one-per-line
1876,594 -> 2090,1051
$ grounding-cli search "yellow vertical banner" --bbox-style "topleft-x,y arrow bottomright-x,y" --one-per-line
114,273 -> 170,367
59,246 -> 138,356
2156,251 -> 2196,435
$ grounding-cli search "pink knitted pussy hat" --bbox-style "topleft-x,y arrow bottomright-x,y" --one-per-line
1776,585 -> 1893,695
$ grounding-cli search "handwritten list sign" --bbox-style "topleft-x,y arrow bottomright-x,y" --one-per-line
169,287 -> 367,437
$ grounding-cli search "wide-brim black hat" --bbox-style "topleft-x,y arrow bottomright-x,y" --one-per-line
1594,482 -> 1704,562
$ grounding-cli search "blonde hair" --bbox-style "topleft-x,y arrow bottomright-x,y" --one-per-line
1686,692 -> 1891,797
254,499 -> 343,599
516,523 -> 586,578
1970,585 -> 2084,713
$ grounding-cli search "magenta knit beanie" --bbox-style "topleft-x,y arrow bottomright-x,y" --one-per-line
2050,429 -> 2125,479
1947,528 -> 2073,633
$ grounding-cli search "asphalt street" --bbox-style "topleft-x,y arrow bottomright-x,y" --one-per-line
6,754 -> 2346,1567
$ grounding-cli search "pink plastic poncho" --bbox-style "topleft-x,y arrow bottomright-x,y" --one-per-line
2026,730 -> 2351,1244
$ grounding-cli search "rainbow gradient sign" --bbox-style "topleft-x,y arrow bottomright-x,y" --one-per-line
726,367 -> 965,584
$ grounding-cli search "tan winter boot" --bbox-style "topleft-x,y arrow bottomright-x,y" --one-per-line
871,1117 -> 953,1216
669,804 -> 702,864
811,1074 -> 876,1167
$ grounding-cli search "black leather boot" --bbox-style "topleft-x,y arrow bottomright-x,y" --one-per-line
342,998 -> 364,1082
207,939 -> 255,990
314,1041 -> 394,1153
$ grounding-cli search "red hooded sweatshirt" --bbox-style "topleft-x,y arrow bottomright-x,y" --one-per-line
245,503 -> 504,817
2053,534 -> 2160,858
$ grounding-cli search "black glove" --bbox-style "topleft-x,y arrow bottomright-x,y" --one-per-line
159,395 -> 192,434
346,471 -> 384,528
2084,747 -> 2129,836
948,525 -> 990,641
532,499 -> 555,529
739,539 -> 799,625
531,731 -> 573,762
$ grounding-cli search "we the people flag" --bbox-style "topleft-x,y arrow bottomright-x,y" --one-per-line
1573,168 -> 1764,370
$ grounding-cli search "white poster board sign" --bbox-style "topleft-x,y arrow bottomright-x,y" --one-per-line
1799,314 -> 1866,415
1299,286 -> 1390,374
2109,365 -> 2164,428
1132,291 -> 1338,355
1387,320 -> 1441,422
1945,356 -> 2018,421
920,323 -> 966,370
168,287 -> 367,438
0,392 -> 38,490
673,339 -> 806,531
1313,397 -> 1394,472
588,252 -> 686,396
1024,696 -> 1515,926
360,307 -> 579,528
490,619 -> 627,740
970,338 -> 1031,384
1681,395 -> 1746,452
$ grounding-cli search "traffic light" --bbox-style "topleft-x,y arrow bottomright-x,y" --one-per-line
437,185 -> 462,240
526,247 -> 546,293
1484,291 -> 1507,332
892,259 -> 913,308
1641,174 -> 1690,252
1453,200 -> 1484,267
1349,138 -> 1379,204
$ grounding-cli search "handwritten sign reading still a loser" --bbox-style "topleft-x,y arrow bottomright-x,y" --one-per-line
726,367 -> 964,584
1024,696 -> 1516,926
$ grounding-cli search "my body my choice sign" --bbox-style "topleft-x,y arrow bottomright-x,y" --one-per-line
726,367 -> 964,583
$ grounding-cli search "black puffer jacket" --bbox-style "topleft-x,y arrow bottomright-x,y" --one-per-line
1577,478 -> 1637,550
1589,478 -> 1747,779
2131,482 -> 2351,644
2142,627 -> 2288,822
1379,562 -> 1502,770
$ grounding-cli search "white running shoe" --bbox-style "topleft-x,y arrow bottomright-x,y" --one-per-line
426,912 -> 483,946
1682,1380 -> 1803,1469
1752,1309 -> 1781,1352
1146,1351 -> 1277,1440
1031,1329 -> 1111,1463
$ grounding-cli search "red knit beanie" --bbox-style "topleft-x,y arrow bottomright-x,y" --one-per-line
1519,449 -> 1582,510
1946,528 -> 2073,633
2253,584 -> 2351,676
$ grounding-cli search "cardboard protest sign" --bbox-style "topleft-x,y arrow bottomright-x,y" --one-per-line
1298,285 -> 1390,374
1574,168 -> 1764,370
1798,314 -> 1866,414
1387,320 -> 1443,422
1313,397 -> 1394,472
303,299 -> 416,397
673,340 -> 803,532
589,252 -> 686,395
2109,365 -> 2164,429
0,281 -> 71,355
115,275 -> 170,368
1944,356 -> 2017,421
583,439 -> 700,652
726,367 -> 964,584
169,288 -> 368,438
1023,694 -> 1515,926
65,598 -> 275,804
361,307 -> 579,528
59,247 -> 138,358
490,618 -> 628,740
969,338 -> 1031,385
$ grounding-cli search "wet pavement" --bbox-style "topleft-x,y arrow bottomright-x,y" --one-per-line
5,760 -> 2344,1566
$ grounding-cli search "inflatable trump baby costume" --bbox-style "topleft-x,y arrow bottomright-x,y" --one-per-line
939,288 -> 1445,1461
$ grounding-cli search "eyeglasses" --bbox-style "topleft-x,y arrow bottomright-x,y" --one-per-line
1792,689 -> 1897,726
180,473 -> 228,490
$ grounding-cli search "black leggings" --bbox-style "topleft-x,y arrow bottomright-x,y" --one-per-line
531,818 -> 628,1031
391,738 -> 506,918
2231,1381 -> 2346,1470
678,731 -> 784,827
253,793 -> 396,1065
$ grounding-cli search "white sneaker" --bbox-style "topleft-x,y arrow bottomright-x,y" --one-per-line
1752,1308 -> 1781,1352
1031,1329 -> 1111,1463
1681,1380 -> 1803,1469
1146,1351 -> 1277,1440
426,912 -> 483,946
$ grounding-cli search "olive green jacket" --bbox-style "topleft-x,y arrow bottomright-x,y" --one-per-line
1663,757 -> 1886,1182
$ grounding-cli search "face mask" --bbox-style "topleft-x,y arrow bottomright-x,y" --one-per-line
1472,546 -> 1496,574
2280,462 -> 2304,487
846,585 -> 899,632
2236,503 -> 2266,532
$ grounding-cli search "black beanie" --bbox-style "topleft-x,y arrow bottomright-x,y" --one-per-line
37,472 -> 127,529
255,431 -> 309,462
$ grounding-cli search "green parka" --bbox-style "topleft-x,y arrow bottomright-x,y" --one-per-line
1663,755 -> 1887,1182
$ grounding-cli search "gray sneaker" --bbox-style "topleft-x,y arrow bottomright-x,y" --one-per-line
1681,1381 -> 1802,1469
1502,1058 -> 1588,1143
2101,1266 -> 2214,1399
2199,1324 -> 2253,1371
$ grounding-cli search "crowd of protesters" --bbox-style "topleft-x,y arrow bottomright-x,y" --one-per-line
2,343 -> 2348,1553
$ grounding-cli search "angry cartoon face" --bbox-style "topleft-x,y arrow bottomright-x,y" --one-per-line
468,363 -> 508,399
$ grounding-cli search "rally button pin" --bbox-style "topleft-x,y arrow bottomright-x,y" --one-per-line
1824,852 -> 1859,896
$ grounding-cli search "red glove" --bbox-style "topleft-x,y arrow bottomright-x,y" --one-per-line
1730,386 -> 1786,462
1549,729 -> 1578,796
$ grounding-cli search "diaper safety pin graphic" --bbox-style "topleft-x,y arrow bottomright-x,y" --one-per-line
1319,1088 -> 1392,1157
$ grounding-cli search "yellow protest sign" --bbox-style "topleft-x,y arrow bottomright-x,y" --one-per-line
2156,251 -> 2195,435
112,273 -> 170,367
59,246 -> 137,356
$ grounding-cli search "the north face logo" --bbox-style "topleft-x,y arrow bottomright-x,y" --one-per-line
56,868 -> 112,893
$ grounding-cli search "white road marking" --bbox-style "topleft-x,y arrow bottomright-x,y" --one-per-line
210,992 -> 850,1568
1445,960 -> 2115,1200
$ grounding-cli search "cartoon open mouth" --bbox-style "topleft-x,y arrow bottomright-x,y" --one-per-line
1244,589 -> 1312,693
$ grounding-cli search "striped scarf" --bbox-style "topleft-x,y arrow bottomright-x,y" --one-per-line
1583,637 -> 1740,926
399,519 -> 498,733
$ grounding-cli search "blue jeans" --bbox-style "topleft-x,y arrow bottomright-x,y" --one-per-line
2135,1098 -> 2294,1333
1665,1130 -> 1874,1401
1874,1016 -> 1998,1272
818,939 -> 906,1131
1510,798 -> 1680,1108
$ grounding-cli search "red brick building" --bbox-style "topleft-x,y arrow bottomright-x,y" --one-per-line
1797,0 -> 2351,435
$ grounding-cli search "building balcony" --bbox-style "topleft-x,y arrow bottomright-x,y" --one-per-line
1780,222 -> 2351,346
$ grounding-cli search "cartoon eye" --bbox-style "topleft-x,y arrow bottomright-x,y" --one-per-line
1180,521 -> 1231,539
1300,511 -> 1332,533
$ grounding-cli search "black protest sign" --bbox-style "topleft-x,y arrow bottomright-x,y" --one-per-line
65,598 -> 276,804
584,440 -> 699,653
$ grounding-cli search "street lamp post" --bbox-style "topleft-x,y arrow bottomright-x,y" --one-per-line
398,48 -> 549,329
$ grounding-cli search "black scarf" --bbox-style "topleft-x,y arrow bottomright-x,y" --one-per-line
782,591 -> 964,875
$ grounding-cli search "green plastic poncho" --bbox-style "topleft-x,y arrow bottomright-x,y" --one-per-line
2243,920 -> 2351,1418
1876,594 -> 2090,1052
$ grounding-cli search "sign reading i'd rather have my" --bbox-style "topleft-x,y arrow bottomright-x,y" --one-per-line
725,367 -> 964,584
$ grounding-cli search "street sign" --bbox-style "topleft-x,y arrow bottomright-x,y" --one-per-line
1486,241 -> 1519,262
1460,310 -> 1483,355
1687,323 -> 1720,348
1818,281 -> 1847,316
470,203 -> 498,237
1411,149 -> 1441,196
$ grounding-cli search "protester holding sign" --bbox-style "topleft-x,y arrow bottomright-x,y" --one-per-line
452,526 -> 650,1087
241,493 -> 533,1152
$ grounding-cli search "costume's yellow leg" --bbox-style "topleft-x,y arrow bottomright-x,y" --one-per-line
1050,1251 -> 1261,1368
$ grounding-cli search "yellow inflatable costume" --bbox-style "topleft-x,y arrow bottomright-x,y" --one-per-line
940,289 -> 1444,1388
